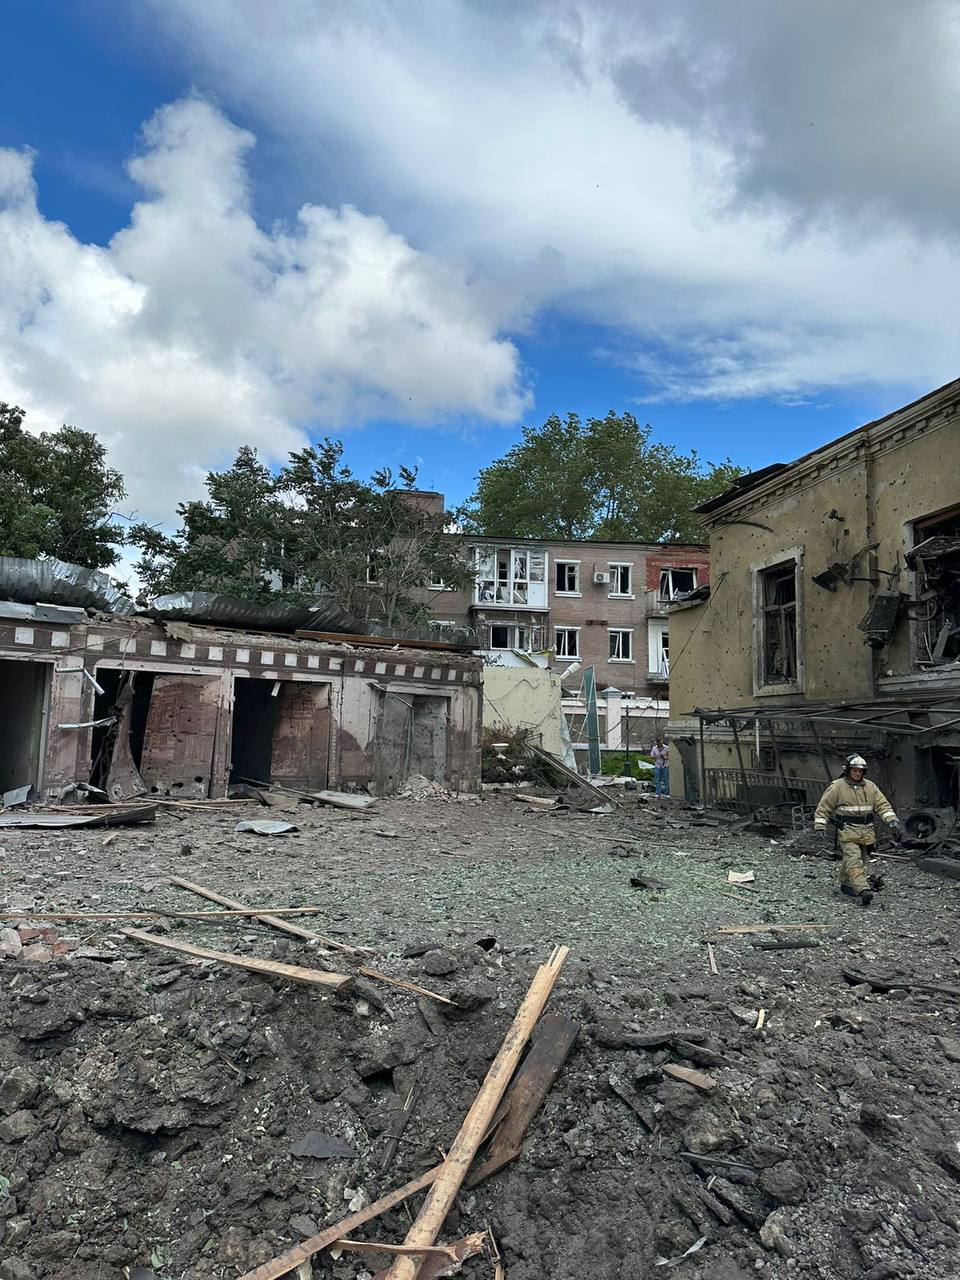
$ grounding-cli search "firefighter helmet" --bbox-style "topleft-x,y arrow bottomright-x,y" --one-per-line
843,754 -> 868,774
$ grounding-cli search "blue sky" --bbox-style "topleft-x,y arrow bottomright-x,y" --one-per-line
2,2 -> 957,523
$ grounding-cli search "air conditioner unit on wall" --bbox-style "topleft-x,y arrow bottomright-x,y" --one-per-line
593,571 -> 610,585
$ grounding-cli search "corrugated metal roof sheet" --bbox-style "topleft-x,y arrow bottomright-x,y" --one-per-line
147,591 -> 360,633
0,556 -> 136,614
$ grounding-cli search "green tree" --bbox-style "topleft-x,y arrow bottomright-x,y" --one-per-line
129,440 -> 471,630
128,446 -> 286,600
462,410 -> 743,543
0,402 -> 126,568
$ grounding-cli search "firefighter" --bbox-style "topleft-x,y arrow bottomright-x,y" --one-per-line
813,754 -> 901,905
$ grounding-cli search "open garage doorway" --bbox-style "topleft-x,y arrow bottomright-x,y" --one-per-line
230,679 -> 330,791
0,659 -> 48,794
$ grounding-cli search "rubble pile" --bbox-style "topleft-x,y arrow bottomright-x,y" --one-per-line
1,794 -> 959,1279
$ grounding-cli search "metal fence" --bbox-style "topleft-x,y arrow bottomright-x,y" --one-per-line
704,767 -> 825,813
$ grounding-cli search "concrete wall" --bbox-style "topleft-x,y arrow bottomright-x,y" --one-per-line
667,382 -> 960,811
482,664 -> 567,758
0,618 -> 482,798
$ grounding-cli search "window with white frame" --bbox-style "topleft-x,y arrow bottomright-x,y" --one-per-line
659,567 -> 697,600
555,560 -> 580,594
609,563 -> 632,596
489,623 -> 535,651
647,619 -> 670,677
555,627 -> 579,658
366,551 -> 382,584
474,546 -> 547,607
609,628 -> 633,661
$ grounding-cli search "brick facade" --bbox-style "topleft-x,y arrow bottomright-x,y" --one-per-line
412,515 -> 710,697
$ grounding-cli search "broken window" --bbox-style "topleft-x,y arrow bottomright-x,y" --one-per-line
555,561 -> 579,593
760,562 -> 799,685
609,563 -> 632,595
366,551 -> 382,584
609,628 -> 633,661
555,627 -> 579,658
647,620 -> 669,677
909,504 -> 960,666
489,624 -> 534,651
474,546 -> 547,607
659,567 -> 697,600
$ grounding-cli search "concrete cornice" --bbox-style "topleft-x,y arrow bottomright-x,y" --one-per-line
701,383 -> 960,529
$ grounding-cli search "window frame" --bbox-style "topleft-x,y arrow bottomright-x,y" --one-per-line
554,559 -> 581,596
554,626 -> 580,659
473,545 -> 548,608
609,627 -> 634,662
647,618 -> 670,677
659,566 -> 698,601
751,548 -> 804,696
608,562 -> 633,597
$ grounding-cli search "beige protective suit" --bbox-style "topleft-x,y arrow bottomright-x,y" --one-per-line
814,777 -> 898,892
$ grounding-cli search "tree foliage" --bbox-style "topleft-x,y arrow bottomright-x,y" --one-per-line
128,440 -> 471,630
462,410 -> 744,543
0,402 -> 126,568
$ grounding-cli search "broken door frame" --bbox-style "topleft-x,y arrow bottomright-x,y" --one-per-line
92,660 -> 234,798
0,652 -> 53,794
370,681 -> 455,795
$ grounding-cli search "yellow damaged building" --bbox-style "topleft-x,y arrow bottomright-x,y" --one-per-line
667,379 -> 960,837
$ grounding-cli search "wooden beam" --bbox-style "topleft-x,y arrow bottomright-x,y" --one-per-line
5,905 -> 347,924
384,946 -> 569,1280
465,1013 -> 579,1187
239,1167 -> 441,1280
358,966 -> 455,1006
120,928 -> 352,990
294,629 -> 469,653
169,876 -> 369,955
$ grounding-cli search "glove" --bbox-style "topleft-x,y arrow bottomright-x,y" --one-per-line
887,819 -> 902,842
814,826 -> 831,844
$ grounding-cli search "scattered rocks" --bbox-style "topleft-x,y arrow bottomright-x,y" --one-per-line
683,1107 -> 746,1154
759,1160 -> 807,1205
0,1109 -> 40,1144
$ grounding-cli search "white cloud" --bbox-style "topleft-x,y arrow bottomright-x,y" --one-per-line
143,1 -> 960,403
0,95 -> 527,524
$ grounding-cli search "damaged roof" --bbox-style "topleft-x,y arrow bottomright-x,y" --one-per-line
695,375 -> 960,517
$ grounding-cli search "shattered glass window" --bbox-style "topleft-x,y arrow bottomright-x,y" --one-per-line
761,563 -> 798,684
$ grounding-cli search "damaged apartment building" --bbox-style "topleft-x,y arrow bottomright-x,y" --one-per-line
666,378 -> 960,839
400,492 -> 709,698
0,559 -> 481,803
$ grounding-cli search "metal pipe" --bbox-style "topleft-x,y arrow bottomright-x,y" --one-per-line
767,717 -> 790,788
728,716 -> 752,813
808,719 -> 834,782
699,716 -> 707,808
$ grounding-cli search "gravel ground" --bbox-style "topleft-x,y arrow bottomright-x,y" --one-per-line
1,791 -> 959,1280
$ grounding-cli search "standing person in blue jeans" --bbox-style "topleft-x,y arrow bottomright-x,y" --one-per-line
651,735 -> 670,797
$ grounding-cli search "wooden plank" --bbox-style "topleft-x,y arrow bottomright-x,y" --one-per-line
359,966 -> 455,1006
706,942 -> 719,975
662,1063 -> 716,1093
238,1167 -> 441,1280
294,629 -> 468,653
4,906 -> 343,923
466,1013 -> 580,1187
169,876 -> 370,955
335,1233 -> 485,1262
716,923 -> 827,935
381,1081 -> 422,1175
120,928 -> 352,990
384,946 -> 569,1280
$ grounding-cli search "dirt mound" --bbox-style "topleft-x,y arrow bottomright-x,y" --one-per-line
1,923 -> 959,1280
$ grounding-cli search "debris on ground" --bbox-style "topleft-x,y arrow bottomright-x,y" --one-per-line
0,791 -> 958,1279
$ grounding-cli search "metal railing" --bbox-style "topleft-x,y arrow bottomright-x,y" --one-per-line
705,767 -> 824,812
